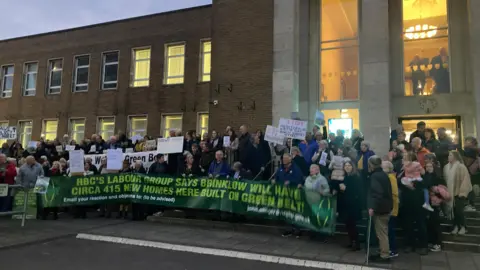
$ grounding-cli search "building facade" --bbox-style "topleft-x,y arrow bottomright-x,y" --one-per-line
0,0 -> 479,155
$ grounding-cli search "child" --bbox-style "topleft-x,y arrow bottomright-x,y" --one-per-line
382,161 -> 399,257
401,152 -> 434,211
329,148 -> 349,194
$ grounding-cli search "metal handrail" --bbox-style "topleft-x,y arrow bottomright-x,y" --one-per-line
0,184 -> 29,227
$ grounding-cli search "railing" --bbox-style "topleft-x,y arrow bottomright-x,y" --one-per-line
0,185 -> 29,227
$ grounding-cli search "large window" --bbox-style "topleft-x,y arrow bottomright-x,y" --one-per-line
164,43 -> 185,85
0,122 -> 8,145
73,55 -> 90,92
161,115 -> 182,138
1,65 -> 14,98
42,120 -> 58,141
320,0 -> 359,102
200,40 -> 211,82
23,62 -> 37,96
197,113 -> 209,137
18,121 -> 32,147
102,51 -> 119,89
69,118 -> 85,142
128,116 -> 147,138
403,0 -> 449,96
131,48 -> 151,87
47,59 -> 63,94
322,109 -> 359,139
97,117 -> 115,140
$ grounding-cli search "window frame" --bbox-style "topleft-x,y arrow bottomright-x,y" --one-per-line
127,115 -> 148,138
0,121 -> 9,145
68,117 -> 86,142
199,39 -> 212,82
196,112 -> 209,136
160,113 -> 183,138
1,64 -> 15,98
41,119 -> 59,141
130,46 -> 151,88
96,116 -> 116,140
47,58 -> 63,95
22,62 -> 38,97
72,54 -> 90,93
164,42 -> 186,85
17,120 -> 33,147
101,50 -> 120,90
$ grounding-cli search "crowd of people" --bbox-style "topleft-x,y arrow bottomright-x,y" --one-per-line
0,121 -> 479,263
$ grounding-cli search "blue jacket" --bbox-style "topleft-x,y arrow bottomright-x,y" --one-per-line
357,150 -> 375,172
208,160 -> 231,177
275,163 -> 304,186
303,141 -> 319,165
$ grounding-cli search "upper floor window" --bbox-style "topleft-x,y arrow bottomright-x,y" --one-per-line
97,117 -> 115,140
69,118 -> 85,143
128,116 -> 147,138
42,119 -> 58,141
18,120 -> 32,147
131,48 -> 150,87
102,51 -> 119,90
1,65 -> 14,98
23,62 -> 37,96
403,0 -> 449,96
47,59 -> 62,94
320,0 -> 359,102
200,40 -> 211,82
161,114 -> 182,138
73,55 -> 90,92
164,43 -> 185,85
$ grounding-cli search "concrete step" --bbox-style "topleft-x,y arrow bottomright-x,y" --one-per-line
442,241 -> 480,253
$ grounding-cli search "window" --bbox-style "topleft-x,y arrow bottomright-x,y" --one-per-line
197,113 -> 209,137
0,122 -> 8,146
41,120 -> 58,141
322,109 -> 359,139
73,55 -> 90,92
18,121 -> 33,147
131,48 -> 151,87
23,62 -> 37,96
102,51 -> 119,89
200,40 -> 211,82
128,116 -> 147,138
161,115 -> 182,138
1,65 -> 14,98
165,43 -> 185,84
320,0 -> 359,102
47,59 -> 63,94
403,0 -> 449,96
97,117 -> 115,140
69,118 -> 85,142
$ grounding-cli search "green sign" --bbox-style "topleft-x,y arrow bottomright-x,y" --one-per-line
12,190 -> 37,219
42,174 -> 337,234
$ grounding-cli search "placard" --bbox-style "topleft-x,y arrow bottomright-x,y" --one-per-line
34,177 -> 50,194
131,134 -> 143,144
125,148 -> 134,153
66,145 -> 75,151
223,136 -> 231,147
56,145 -> 63,153
278,118 -> 307,140
0,184 -> 8,197
27,141 -> 38,149
107,149 -> 123,170
69,150 -> 85,173
264,125 -> 285,145
145,140 -> 157,150
85,151 -> 158,171
0,126 -> 16,140
89,145 -> 96,153
157,136 -> 184,154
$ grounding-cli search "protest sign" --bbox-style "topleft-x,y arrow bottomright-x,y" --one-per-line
145,140 -> 157,150
85,151 -> 158,171
157,136 -> 184,154
278,118 -> 307,140
88,145 -> 96,153
69,150 -> 85,173
66,145 -> 75,151
315,111 -> 325,126
107,149 -> 123,170
125,148 -> 134,153
41,173 -> 337,234
223,136 -> 231,147
56,145 -> 63,153
27,141 -> 38,149
0,184 -> 8,197
34,177 -> 50,194
264,125 -> 285,145
131,135 -> 143,144
12,191 -> 37,219
0,126 -> 16,140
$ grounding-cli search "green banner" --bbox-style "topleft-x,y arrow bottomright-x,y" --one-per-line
42,174 -> 337,234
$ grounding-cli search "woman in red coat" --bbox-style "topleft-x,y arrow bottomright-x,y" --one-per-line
0,154 -> 18,212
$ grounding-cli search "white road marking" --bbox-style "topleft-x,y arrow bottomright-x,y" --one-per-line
76,233 -> 386,270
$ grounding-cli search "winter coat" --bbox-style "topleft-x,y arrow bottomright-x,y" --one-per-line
275,163 -> 304,186
208,160 -> 230,177
329,152 -> 347,181
0,162 -> 17,185
339,173 -> 362,221
293,155 -> 309,177
368,168 -> 393,215
357,150 -> 375,172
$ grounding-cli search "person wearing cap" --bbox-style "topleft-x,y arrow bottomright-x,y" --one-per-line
148,154 -> 168,175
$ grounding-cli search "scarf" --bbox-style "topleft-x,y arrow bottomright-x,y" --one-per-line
444,161 -> 459,219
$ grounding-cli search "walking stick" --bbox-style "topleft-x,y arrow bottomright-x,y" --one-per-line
365,215 -> 372,265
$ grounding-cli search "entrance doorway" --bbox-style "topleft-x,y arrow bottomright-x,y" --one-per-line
399,116 -> 461,145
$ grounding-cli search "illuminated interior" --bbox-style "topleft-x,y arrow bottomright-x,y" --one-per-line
19,121 -> 32,147
98,117 -> 115,140
403,0 -> 449,96
129,116 -> 147,138
163,115 -> 183,138
166,44 -> 185,85
322,108 -> 359,138
70,119 -> 85,142
133,48 -> 151,87
401,118 -> 458,141
320,0 -> 359,102
42,120 -> 58,141
0,122 -> 8,145
198,113 -> 209,136
201,41 -> 211,82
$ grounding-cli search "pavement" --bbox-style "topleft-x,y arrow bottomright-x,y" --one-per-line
1,217 -> 480,270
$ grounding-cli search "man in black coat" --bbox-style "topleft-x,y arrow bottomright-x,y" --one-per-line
367,155 -> 393,263
238,125 -> 252,171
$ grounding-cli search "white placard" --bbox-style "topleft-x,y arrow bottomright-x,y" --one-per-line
125,148 -> 134,153
33,177 -> 50,194
107,149 -> 123,170
278,118 -> 307,140
28,141 -> 38,149
69,150 -> 85,173
319,152 -> 328,166
131,134 -> 143,144
315,111 -> 325,126
66,145 -> 75,151
223,136 -> 231,147
89,145 -> 96,153
265,125 -> 285,145
145,140 -> 157,150
56,145 -> 63,153
0,184 -> 8,197
0,126 -> 16,140
85,151 -> 158,171
157,136 -> 184,154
